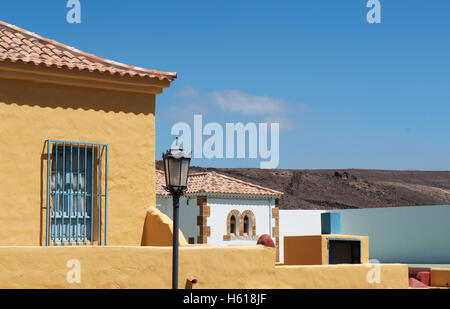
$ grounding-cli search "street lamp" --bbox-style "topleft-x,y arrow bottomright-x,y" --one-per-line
162,138 -> 191,289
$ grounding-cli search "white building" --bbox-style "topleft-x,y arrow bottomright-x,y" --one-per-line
156,170 -> 283,260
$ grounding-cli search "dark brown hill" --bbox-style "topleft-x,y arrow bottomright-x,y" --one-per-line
155,161 -> 450,209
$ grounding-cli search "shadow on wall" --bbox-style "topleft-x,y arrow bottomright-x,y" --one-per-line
0,78 -> 155,115
39,142 -> 47,246
141,207 -> 188,246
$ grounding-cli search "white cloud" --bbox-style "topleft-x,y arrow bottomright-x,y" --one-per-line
160,87 -> 207,123
164,86 -> 309,131
263,116 -> 296,131
173,86 -> 202,101
209,89 -> 289,115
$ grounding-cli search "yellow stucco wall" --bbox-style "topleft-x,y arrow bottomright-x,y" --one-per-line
430,268 -> 450,287
0,246 -> 409,289
141,207 -> 188,246
284,235 -> 369,265
0,76 -> 157,246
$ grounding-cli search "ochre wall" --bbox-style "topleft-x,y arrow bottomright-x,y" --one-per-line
0,246 -> 409,289
284,236 -> 323,265
430,268 -> 450,287
141,208 -> 188,246
284,235 -> 369,265
0,77 -> 156,246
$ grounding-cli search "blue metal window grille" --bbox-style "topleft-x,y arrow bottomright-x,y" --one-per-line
46,140 -> 108,246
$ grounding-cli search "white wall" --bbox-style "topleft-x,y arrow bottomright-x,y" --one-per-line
278,205 -> 450,264
156,195 -> 275,246
207,197 -> 276,247
339,205 -> 450,264
278,209 -> 325,262
156,196 -> 200,243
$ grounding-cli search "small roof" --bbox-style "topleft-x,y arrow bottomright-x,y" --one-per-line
0,20 -> 176,82
156,170 -> 284,197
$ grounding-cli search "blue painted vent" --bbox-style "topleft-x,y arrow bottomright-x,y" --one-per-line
321,212 -> 341,234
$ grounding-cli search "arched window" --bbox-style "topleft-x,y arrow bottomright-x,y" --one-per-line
243,216 -> 249,235
240,210 -> 256,238
225,210 -> 241,240
230,215 -> 237,235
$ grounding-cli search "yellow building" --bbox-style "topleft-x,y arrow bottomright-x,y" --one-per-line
0,20 -> 411,289
0,20 -> 176,246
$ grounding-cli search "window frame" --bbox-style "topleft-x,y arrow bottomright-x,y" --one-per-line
243,215 -> 249,235
230,215 -> 237,235
46,139 -> 108,246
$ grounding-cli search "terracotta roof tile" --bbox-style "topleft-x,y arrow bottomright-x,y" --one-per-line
11,37 -> 21,45
15,32 -> 25,40
156,170 -> 283,197
0,20 -> 177,83
3,36 -> 12,44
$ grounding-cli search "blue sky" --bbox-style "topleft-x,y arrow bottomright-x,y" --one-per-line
1,1 -> 449,170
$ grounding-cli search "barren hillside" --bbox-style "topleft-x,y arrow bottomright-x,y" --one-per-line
155,161 -> 450,209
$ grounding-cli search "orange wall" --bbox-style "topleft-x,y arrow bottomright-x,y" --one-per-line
284,236 -> 323,265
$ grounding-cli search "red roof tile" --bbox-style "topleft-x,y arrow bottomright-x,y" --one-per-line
0,20 -> 177,82
156,170 -> 283,197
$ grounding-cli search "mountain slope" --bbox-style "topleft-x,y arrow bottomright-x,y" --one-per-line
155,161 -> 450,209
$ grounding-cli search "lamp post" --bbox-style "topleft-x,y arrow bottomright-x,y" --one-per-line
162,138 -> 191,289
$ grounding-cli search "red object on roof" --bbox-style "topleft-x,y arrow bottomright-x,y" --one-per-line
417,272 -> 430,286
409,277 -> 428,288
408,267 -> 431,278
0,20 -> 176,82
257,234 -> 275,248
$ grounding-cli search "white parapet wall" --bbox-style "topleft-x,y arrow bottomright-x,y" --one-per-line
279,205 -> 450,264
279,209 -> 325,263
339,205 -> 450,264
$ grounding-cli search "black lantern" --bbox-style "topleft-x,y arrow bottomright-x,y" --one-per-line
162,138 -> 191,194
162,137 -> 191,289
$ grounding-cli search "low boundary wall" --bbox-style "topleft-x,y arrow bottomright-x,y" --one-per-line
0,246 -> 408,289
